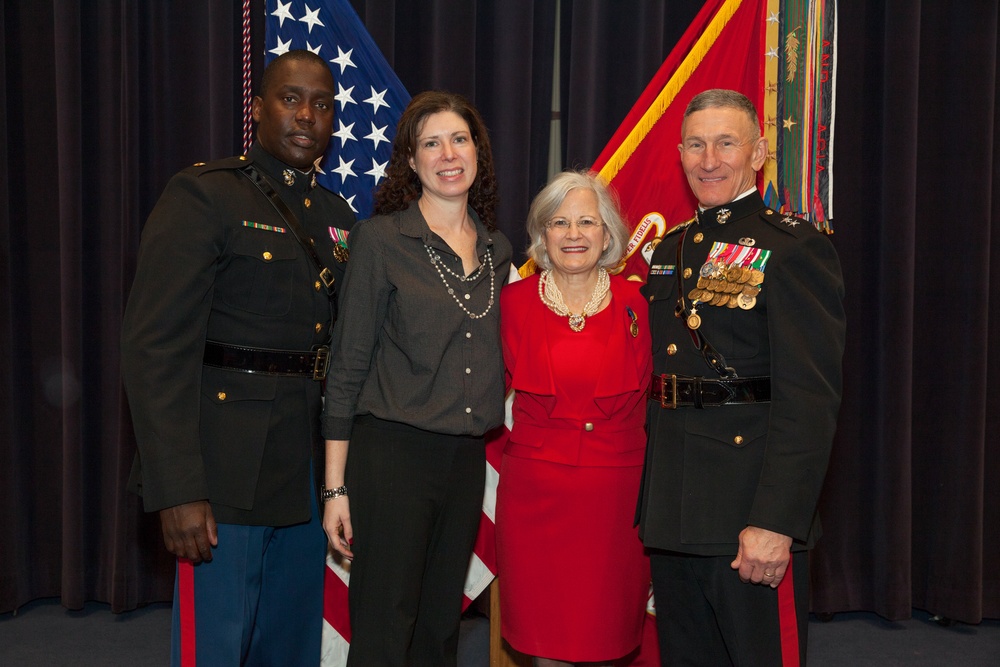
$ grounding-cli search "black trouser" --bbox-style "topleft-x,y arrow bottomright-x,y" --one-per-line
650,549 -> 810,666
345,415 -> 485,667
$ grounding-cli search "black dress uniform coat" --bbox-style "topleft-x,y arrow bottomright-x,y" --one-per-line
638,192 -> 845,555
122,143 -> 354,527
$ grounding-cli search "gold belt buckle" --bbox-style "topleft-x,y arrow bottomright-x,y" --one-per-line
660,374 -> 678,409
313,346 -> 330,380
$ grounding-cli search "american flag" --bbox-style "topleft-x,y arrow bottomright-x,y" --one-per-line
263,2 -> 500,664
265,0 -> 409,220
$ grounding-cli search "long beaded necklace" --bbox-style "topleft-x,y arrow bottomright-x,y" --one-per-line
538,268 -> 610,332
425,244 -> 496,319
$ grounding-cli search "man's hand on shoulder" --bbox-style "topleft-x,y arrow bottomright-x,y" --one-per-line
731,525 -> 793,588
159,500 -> 218,563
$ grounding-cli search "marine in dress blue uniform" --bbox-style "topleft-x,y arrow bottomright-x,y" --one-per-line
637,90 -> 846,666
121,51 -> 354,666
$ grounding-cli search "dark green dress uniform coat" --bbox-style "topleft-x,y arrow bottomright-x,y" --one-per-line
638,192 -> 845,555
122,143 -> 355,526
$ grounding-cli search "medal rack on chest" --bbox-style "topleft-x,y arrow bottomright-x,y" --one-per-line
672,214 -> 768,380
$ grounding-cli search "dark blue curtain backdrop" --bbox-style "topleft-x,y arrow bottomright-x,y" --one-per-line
1,0 -> 997,624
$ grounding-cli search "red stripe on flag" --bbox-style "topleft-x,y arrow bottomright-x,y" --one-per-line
484,424 -> 507,473
323,564 -> 352,643
777,555 -> 800,667
177,558 -> 197,667
471,512 -> 497,576
476,426 -> 508,580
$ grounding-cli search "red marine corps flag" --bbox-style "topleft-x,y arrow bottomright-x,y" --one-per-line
594,0 -> 837,284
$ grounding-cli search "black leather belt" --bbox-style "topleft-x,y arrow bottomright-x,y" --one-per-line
648,373 -> 770,409
203,341 -> 330,380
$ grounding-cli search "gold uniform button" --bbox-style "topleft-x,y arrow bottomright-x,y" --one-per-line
683,267 -> 693,279
734,435 -> 744,445
315,323 -> 323,333
649,295 -> 655,302
314,280 -> 322,291
239,155 -> 248,161
667,343 -> 678,356
693,232 -> 704,243
304,198 -> 311,208
217,392 -> 227,401
262,251 -> 273,261
193,162 -> 206,166
584,423 -> 594,432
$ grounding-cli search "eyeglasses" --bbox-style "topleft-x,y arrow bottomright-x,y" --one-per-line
544,218 -> 604,230
680,138 -> 753,156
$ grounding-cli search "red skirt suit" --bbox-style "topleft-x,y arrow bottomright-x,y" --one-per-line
496,273 -> 652,661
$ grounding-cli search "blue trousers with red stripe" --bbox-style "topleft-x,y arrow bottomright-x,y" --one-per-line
170,492 -> 327,667
650,550 -> 810,667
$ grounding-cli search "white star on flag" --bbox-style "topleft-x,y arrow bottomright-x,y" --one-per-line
335,82 -> 356,110
330,46 -> 356,75
365,159 -> 388,184
268,36 -> 292,57
305,41 -> 322,55
364,87 -> 390,115
333,120 -> 357,146
364,123 -> 389,150
298,4 -> 325,33
271,0 -> 294,27
332,156 -> 356,182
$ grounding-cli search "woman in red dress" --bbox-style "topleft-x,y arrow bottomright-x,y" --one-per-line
497,171 -> 652,666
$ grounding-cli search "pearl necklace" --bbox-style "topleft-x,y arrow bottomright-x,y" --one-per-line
425,244 -> 496,319
538,268 -> 610,332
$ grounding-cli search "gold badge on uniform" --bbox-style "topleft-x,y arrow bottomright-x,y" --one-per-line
716,208 -> 732,224
283,169 -> 295,186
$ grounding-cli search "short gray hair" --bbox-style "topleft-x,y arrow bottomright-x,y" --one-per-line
684,89 -> 760,131
525,170 -> 628,272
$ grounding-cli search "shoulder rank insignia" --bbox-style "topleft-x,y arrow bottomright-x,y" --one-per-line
760,208 -> 812,235
191,154 -> 254,175
663,217 -> 695,237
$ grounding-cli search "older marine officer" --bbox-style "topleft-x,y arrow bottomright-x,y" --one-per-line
638,89 -> 846,666
122,50 -> 354,666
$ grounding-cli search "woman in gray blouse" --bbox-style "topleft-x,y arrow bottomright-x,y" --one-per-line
321,90 -> 512,667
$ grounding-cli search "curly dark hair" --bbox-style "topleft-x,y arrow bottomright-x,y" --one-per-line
373,91 -> 499,231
